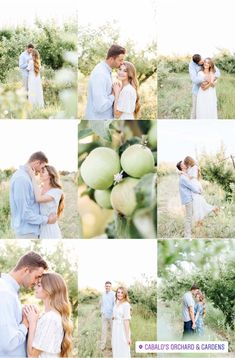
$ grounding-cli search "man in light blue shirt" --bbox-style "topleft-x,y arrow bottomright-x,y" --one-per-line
189,54 -> 220,118
19,44 -> 34,92
176,161 -> 202,238
0,251 -> 48,357
100,281 -> 115,350
85,45 -> 126,120
10,151 -> 57,239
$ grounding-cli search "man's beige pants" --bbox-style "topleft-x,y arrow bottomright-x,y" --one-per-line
100,315 -> 112,350
191,94 -> 197,119
184,202 -> 193,238
16,234 -> 38,239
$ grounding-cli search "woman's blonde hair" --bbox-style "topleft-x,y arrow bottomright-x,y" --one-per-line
45,165 -> 64,217
196,291 -> 206,317
41,272 -> 73,358
31,49 -> 41,76
122,61 -> 140,119
115,286 -> 130,303
184,156 -> 201,179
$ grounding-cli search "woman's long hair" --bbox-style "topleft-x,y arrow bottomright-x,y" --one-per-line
41,272 -> 73,358
45,165 -> 64,217
184,156 -> 201,179
196,291 -> 206,317
122,61 -> 141,119
203,57 -> 216,73
31,49 -> 41,76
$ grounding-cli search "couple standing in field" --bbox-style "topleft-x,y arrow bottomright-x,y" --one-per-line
189,54 -> 220,119
100,281 -> 132,358
19,44 -> 44,108
9,151 -> 64,239
182,284 -> 206,338
177,156 -> 219,238
0,251 -> 73,358
85,44 -> 140,120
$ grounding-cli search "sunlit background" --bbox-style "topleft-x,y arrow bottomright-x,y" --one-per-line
78,240 -> 157,291
0,120 -> 78,171
158,0 -> 235,56
158,120 -> 235,164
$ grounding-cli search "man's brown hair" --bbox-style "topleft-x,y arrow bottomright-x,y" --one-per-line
106,45 -> 126,59
14,251 -> 48,271
192,54 -> 201,64
28,151 -> 48,163
191,284 -> 199,290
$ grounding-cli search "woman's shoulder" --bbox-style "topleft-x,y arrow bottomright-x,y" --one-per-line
122,301 -> 131,307
122,83 -> 136,94
47,188 -> 63,196
40,310 -> 62,323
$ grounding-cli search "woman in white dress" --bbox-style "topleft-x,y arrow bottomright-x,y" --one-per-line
183,156 -> 219,226
112,286 -> 131,358
113,61 -> 140,120
196,58 -> 218,119
24,272 -> 73,358
27,49 -> 44,108
27,165 -> 64,238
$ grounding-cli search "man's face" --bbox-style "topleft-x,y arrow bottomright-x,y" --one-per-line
27,48 -> 33,54
110,54 -> 125,69
198,59 -> 204,65
21,267 -> 44,289
192,289 -> 199,297
32,160 -> 47,174
105,283 -> 112,292
180,162 -> 187,171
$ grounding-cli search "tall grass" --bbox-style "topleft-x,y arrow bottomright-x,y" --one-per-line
158,174 -> 235,238
158,73 -> 235,119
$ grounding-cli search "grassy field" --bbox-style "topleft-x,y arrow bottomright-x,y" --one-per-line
0,175 -> 80,239
78,72 -> 157,119
78,298 -> 156,358
158,72 -> 235,119
157,300 -> 234,358
157,174 -> 235,238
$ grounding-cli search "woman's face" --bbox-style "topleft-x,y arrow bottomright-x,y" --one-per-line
40,167 -> 50,181
204,60 -> 210,70
117,289 -> 124,301
195,294 -> 200,302
34,282 -> 48,300
118,64 -> 128,81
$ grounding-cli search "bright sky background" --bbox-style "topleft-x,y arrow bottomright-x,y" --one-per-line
0,0 -> 76,27
158,120 -> 235,163
158,0 -> 235,56
78,240 -> 157,291
78,0 -> 157,49
0,121 -> 78,171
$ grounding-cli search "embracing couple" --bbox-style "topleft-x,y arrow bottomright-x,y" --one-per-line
0,251 -> 73,357
182,284 -> 206,338
189,54 -> 220,119
85,45 -> 140,120
19,44 -> 44,108
176,156 -> 219,238
100,281 -> 131,358
10,152 -> 64,239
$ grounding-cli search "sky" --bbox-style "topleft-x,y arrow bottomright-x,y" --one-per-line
0,120 -> 78,171
78,240 -> 157,291
158,0 -> 235,56
0,0 -> 76,27
158,120 -> 235,163
78,0 -> 157,49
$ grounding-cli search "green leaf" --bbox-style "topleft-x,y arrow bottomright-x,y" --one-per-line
88,120 -> 113,142
135,173 -> 157,210
78,128 -> 94,140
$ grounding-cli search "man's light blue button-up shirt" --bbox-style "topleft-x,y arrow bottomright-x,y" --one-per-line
189,61 -> 221,95
101,291 -> 115,319
10,165 -> 48,236
0,273 -> 27,357
85,61 -> 115,120
179,175 -> 201,205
